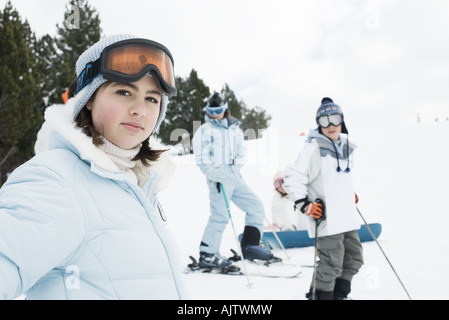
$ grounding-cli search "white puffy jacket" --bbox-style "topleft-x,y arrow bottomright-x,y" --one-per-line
283,129 -> 360,238
0,97 -> 186,300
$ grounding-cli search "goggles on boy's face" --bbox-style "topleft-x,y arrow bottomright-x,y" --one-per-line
273,178 -> 284,189
317,113 -> 343,128
76,38 -> 176,95
206,105 -> 227,116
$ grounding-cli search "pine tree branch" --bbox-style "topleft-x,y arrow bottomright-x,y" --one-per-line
0,145 -> 17,168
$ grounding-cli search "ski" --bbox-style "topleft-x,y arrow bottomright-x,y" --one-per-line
228,248 -> 283,265
184,265 -> 302,279
247,268 -> 302,279
186,256 -> 242,275
185,253 -> 302,279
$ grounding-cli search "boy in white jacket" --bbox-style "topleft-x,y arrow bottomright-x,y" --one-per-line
283,97 -> 363,300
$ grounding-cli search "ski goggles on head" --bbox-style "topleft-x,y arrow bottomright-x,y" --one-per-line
316,113 -> 343,128
76,38 -> 176,95
273,178 -> 284,189
205,104 -> 228,116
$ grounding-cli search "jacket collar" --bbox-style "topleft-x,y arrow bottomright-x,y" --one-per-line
204,114 -> 240,128
307,129 -> 356,157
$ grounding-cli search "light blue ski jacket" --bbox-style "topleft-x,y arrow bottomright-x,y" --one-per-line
192,115 -> 245,173
0,98 -> 186,300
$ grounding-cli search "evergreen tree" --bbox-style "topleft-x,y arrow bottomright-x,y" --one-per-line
221,83 -> 243,120
157,70 -> 271,148
220,84 -> 271,139
49,0 -> 101,104
33,34 -> 57,108
157,69 -> 210,152
240,106 -> 272,139
0,1 -> 43,185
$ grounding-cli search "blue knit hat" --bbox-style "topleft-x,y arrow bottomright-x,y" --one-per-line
316,97 -> 348,134
73,34 -> 168,133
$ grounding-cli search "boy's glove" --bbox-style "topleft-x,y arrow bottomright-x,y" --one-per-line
205,166 -> 226,183
294,198 -> 325,220
355,193 -> 359,204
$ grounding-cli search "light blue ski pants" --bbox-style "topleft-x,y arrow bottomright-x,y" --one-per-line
200,165 -> 265,254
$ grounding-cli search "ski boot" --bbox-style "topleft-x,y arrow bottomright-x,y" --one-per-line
240,226 -> 276,262
305,289 -> 334,300
199,251 -> 233,270
333,278 -> 352,300
241,244 -> 274,261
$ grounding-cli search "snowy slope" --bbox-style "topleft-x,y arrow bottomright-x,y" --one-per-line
159,120 -> 449,300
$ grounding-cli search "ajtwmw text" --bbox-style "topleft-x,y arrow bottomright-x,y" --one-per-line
177,304 -> 273,317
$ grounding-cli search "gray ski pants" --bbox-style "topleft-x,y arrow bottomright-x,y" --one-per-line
315,230 -> 364,292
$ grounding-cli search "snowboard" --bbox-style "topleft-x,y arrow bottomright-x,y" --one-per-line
239,223 -> 382,249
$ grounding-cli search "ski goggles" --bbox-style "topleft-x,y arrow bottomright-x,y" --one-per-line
76,38 -> 176,95
205,104 -> 228,116
273,178 -> 284,189
316,113 -> 343,128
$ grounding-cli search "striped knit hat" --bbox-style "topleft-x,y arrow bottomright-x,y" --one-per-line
73,34 -> 169,133
316,97 -> 348,134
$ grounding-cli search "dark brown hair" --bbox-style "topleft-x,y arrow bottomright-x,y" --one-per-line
74,85 -> 166,166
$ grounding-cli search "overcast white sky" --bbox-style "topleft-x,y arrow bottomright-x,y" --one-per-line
2,0 -> 449,135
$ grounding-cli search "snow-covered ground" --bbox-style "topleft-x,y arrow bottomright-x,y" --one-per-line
160,120 -> 449,300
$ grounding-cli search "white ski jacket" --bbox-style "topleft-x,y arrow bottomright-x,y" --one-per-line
283,129 -> 360,238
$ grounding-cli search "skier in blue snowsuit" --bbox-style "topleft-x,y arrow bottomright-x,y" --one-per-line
192,92 -> 273,269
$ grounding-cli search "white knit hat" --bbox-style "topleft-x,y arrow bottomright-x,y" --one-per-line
73,34 -> 169,133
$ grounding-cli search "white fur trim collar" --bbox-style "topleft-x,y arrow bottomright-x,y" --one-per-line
35,97 -> 175,192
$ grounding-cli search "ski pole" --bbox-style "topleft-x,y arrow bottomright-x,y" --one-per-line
264,216 -> 290,259
356,206 -> 412,300
220,183 -> 253,288
311,199 -> 325,300
311,219 -> 320,300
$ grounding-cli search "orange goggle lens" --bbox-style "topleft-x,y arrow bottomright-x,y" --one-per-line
104,42 -> 175,88
76,38 -> 176,95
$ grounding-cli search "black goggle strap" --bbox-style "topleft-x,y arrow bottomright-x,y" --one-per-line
76,58 -> 101,94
